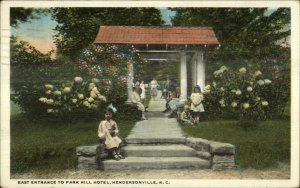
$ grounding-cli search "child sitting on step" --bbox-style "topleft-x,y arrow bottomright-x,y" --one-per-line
180,105 -> 195,126
98,106 -> 125,161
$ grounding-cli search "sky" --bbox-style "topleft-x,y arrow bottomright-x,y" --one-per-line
11,14 -> 58,54
11,9 -> 176,55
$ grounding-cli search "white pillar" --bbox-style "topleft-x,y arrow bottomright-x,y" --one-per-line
196,51 -> 205,91
180,52 -> 187,102
126,60 -> 134,104
192,56 -> 197,88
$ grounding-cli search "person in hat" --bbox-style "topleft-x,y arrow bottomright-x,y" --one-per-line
190,85 -> 205,125
98,107 -> 124,160
180,105 -> 195,126
131,86 -> 148,120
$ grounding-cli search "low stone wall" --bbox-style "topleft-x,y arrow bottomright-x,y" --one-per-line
76,142 -> 126,170
77,138 -> 236,171
186,137 -> 236,170
76,143 -> 110,170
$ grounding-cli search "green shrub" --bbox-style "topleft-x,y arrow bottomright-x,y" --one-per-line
11,39 -> 145,121
203,65 -> 290,128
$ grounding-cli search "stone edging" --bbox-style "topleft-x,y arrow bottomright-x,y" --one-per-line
76,138 -> 236,171
186,137 -> 236,170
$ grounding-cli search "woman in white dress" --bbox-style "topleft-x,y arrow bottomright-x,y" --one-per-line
150,78 -> 158,100
140,80 -> 146,101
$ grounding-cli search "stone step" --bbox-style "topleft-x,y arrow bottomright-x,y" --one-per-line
124,144 -> 197,157
125,137 -> 186,144
102,157 -> 210,170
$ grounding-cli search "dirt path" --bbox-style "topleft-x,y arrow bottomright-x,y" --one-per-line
11,164 -> 290,179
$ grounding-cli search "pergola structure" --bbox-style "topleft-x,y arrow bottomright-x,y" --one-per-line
94,26 -> 220,103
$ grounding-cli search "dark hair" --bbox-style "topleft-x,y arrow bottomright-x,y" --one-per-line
105,108 -> 114,114
194,85 -> 201,93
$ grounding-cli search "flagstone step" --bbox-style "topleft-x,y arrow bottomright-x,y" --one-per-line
124,144 -> 197,157
125,137 -> 186,144
102,157 -> 210,170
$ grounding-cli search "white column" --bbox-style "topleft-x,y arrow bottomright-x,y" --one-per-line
180,52 -> 187,102
192,56 -> 197,88
126,60 -> 134,104
196,51 -> 205,91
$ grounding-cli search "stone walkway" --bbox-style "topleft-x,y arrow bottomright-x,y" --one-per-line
77,90 -> 235,170
101,91 -> 211,170
125,90 -> 186,144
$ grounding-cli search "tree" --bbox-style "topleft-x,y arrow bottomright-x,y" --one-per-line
51,8 -> 165,60
10,8 -> 49,27
170,8 -> 290,62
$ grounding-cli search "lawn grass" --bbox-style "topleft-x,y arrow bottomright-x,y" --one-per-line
181,119 -> 290,169
10,115 -> 136,173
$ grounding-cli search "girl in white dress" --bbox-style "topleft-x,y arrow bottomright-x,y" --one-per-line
190,85 -> 205,125
98,108 -> 124,160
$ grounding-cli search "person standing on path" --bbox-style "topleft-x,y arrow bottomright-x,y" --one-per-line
190,85 -> 205,125
132,86 -> 148,120
150,78 -> 158,100
140,80 -> 146,101
98,107 -> 124,161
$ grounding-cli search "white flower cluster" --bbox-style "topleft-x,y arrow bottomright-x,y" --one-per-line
247,86 -> 253,92
39,97 -> 54,105
235,89 -> 242,96
39,76 -> 107,113
63,87 -> 71,94
213,66 -> 228,77
257,79 -> 272,86
219,99 -> 226,107
231,102 -> 237,108
262,101 -> 269,106
239,67 -> 247,74
253,70 -> 262,77
203,84 -> 211,94
74,77 -> 83,83
83,81 -> 107,109
243,103 -> 250,109
45,84 -> 54,90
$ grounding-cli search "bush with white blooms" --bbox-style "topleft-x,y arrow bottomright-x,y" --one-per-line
39,76 -> 107,115
203,66 -> 274,128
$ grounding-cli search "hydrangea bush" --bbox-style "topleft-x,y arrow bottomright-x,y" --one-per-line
203,65 -> 289,128
11,43 -> 144,121
38,77 -> 107,117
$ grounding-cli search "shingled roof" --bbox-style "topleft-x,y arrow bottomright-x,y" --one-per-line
94,26 -> 219,45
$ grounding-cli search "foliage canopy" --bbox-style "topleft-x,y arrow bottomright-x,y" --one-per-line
51,8 -> 165,60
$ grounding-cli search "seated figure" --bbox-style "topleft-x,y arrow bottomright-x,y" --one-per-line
131,86 -> 147,120
166,91 -> 181,118
98,107 -> 125,161
180,105 -> 195,126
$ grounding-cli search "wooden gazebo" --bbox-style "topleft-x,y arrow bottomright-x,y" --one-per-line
94,26 -> 220,103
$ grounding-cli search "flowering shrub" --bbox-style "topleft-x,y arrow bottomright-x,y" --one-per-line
38,76 -> 107,116
11,43 -> 145,121
203,65 -> 289,128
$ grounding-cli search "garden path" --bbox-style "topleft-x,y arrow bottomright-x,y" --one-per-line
125,90 -> 186,143
103,91 -> 210,170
